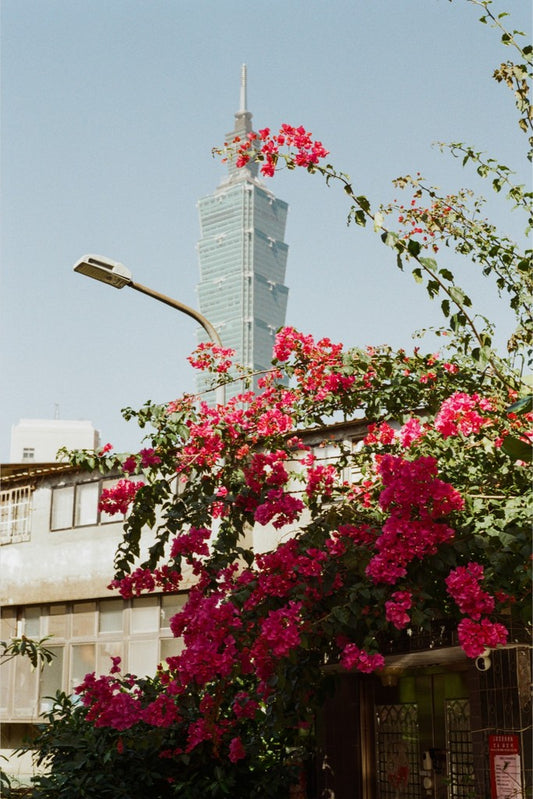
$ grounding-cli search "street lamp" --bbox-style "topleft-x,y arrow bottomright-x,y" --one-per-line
73,254 -> 225,404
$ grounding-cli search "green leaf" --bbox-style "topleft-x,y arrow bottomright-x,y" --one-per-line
407,239 -> 421,257
353,209 -> 366,227
506,395 -> 533,415
381,230 -> 400,249
448,285 -> 472,308
419,256 -> 438,272
501,436 -> 532,463
439,268 -> 454,282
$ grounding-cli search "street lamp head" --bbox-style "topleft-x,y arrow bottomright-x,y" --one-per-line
73,254 -> 133,289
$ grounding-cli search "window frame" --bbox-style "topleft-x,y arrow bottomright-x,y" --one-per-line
50,477 -> 125,532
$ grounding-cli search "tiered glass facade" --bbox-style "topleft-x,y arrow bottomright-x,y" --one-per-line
196,67 -> 289,401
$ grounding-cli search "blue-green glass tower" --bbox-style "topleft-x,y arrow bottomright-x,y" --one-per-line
196,65 -> 289,401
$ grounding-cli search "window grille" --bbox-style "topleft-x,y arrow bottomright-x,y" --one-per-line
446,699 -> 475,798
0,486 -> 32,545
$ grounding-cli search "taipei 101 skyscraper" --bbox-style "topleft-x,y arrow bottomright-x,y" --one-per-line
196,65 -> 289,401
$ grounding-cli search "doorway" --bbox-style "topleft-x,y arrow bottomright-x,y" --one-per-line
373,667 -> 475,799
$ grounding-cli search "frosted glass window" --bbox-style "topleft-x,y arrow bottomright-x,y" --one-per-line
48,604 -> 68,638
0,660 -> 11,712
74,482 -> 99,526
50,486 -> 74,530
71,644 -> 95,691
0,607 -> 16,640
98,641 -> 123,675
160,637 -> 183,662
24,606 -> 41,637
131,597 -> 159,633
99,599 -> 123,633
13,655 -> 38,717
40,647 -> 64,713
160,595 -> 187,628
72,602 -> 96,637
128,639 -> 158,678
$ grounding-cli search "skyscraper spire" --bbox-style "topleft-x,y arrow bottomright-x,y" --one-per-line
223,64 -> 258,183
239,63 -> 247,113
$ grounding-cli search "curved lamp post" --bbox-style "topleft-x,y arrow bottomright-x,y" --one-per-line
73,254 -> 225,404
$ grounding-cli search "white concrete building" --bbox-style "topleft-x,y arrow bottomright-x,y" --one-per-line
9,419 -> 100,464
0,461 -> 185,785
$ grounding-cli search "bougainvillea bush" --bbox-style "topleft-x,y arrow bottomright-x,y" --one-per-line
31,3 -> 531,798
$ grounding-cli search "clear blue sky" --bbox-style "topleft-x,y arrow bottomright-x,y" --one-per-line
1,0 -> 530,459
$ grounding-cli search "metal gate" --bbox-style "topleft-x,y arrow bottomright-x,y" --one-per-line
375,703 -> 422,798
374,672 -> 476,799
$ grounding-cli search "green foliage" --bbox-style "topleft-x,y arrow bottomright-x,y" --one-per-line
28,692 -> 299,799
1,637 -> 55,670
30,693 -> 176,799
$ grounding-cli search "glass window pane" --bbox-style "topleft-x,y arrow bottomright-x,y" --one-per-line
24,606 -> 41,637
1,607 -> 17,639
131,597 -> 159,633
160,594 -> 187,628
47,604 -> 68,638
51,486 -> 74,530
74,482 -> 99,527
128,640 -> 158,678
100,479 -> 125,524
13,655 -> 38,717
0,659 -> 12,712
72,602 -> 96,637
160,637 -> 183,662
98,641 -> 123,675
99,599 -> 124,633
71,644 -> 95,692
40,647 -> 64,714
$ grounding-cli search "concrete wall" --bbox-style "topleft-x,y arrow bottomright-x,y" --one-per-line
0,481 -> 123,606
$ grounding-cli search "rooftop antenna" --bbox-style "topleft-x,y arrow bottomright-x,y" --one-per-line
239,63 -> 247,113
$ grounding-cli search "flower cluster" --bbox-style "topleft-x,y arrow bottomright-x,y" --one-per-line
339,643 -> 385,674
170,527 -> 211,559
224,124 -> 329,177
98,479 -> 145,516
385,590 -> 413,630
366,455 -> 463,585
393,192 -> 457,253
435,391 -> 493,437
457,617 -> 508,658
187,341 -> 236,374
273,327 -> 355,400
109,566 -> 182,598
122,448 -> 161,475
445,562 -> 495,619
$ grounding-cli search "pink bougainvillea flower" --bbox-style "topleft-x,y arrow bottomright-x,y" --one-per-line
98,479 -> 145,516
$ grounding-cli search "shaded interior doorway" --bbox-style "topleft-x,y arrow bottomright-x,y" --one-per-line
373,667 -> 475,799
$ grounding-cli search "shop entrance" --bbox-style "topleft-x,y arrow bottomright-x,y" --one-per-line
373,667 -> 475,799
